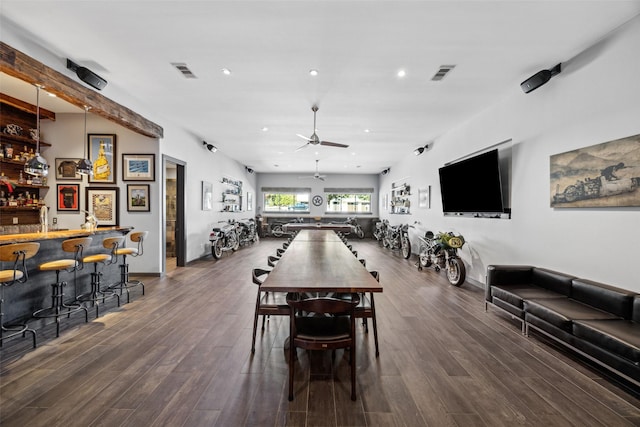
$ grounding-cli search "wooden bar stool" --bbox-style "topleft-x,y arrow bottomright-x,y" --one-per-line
108,231 -> 147,303
0,242 -> 40,348
76,236 -> 124,317
33,237 -> 90,337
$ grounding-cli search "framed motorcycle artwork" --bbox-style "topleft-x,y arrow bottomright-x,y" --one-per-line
550,133 -> 640,208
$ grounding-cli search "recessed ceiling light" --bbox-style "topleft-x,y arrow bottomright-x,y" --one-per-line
261,127 -> 268,132
397,69 -> 406,78
364,129 -> 370,133
221,68 -> 231,75
309,69 -> 319,76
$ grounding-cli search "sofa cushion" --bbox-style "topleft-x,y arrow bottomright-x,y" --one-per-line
524,298 -> 620,332
573,319 -> 640,364
531,268 -> 574,296
492,285 -> 566,309
571,279 -> 636,319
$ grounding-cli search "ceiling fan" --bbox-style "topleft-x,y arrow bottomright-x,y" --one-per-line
296,105 -> 350,151
299,159 -> 326,181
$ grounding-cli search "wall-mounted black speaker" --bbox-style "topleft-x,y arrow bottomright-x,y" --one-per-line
520,63 -> 562,94
381,168 -> 390,176
67,59 -> 108,91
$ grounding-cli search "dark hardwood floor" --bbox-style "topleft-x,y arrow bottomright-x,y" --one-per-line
1,237 -> 638,426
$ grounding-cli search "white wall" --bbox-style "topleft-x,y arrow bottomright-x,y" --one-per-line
159,125 -> 258,263
380,15 -> 640,292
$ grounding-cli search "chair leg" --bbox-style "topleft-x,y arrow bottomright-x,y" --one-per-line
350,339 -> 356,401
370,293 -> 379,357
288,341 -> 295,401
251,301 -> 260,354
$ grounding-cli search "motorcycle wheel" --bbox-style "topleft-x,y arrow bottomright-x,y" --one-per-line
253,233 -> 259,243
212,239 -> 223,259
355,226 -> 365,239
419,248 -> 431,268
564,185 -> 579,202
271,224 -> 284,238
446,258 -> 466,286
382,237 -> 390,248
401,236 -> 411,259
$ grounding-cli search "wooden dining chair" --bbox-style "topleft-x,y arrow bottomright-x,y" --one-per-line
286,293 -> 360,401
343,270 -> 380,357
251,268 -> 289,354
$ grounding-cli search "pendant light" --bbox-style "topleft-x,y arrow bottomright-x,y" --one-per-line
76,105 -> 93,176
24,84 -> 49,177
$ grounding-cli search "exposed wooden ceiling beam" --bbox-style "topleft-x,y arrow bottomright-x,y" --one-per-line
0,92 -> 56,121
0,42 -> 163,139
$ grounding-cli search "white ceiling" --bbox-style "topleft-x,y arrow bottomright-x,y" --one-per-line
2,1 -> 640,174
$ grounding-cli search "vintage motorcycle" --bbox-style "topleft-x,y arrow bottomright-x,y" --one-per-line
270,217 -> 304,237
237,218 -> 259,246
330,216 -> 365,239
553,175 -> 640,204
383,223 -> 412,259
373,219 -> 388,244
209,219 -> 240,259
417,231 -> 466,286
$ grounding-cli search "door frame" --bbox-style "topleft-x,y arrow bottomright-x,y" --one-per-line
163,155 -> 186,270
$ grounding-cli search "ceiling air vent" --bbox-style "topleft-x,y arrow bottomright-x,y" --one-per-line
431,64 -> 456,81
171,62 -> 197,78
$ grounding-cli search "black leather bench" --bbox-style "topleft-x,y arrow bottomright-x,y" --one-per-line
486,265 -> 639,387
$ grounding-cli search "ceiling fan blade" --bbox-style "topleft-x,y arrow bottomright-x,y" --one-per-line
295,142 -> 310,151
320,140 -> 349,148
296,134 -> 312,141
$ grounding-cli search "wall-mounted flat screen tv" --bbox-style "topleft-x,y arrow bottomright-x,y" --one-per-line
439,149 -> 504,214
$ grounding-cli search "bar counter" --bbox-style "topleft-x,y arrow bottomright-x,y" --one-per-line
0,227 -> 133,324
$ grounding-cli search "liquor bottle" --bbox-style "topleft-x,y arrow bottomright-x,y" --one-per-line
92,140 -> 111,180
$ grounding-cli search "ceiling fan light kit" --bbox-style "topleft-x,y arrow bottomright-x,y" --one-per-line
296,105 -> 349,151
299,159 -> 326,181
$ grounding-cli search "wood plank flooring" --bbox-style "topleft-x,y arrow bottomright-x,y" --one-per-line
1,237 -> 639,426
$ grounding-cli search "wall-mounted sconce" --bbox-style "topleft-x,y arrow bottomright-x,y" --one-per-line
520,63 -> 562,93
203,141 -> 217,152
245,166 -> 254,174
66,59 -> 108,91
381,168 -> 390,176
413,144 -> 430,156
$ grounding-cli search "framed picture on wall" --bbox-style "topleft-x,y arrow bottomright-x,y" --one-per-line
88,134 -> 116,184
86,187 -> 119,226
55,158 -> 82,181
122,153 -> 155,181
57,183 -> 80,211
127,184 -> 150,212
202,181 -> 213,211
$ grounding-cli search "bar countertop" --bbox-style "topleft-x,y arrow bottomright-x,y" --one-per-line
0,226 -> 133,244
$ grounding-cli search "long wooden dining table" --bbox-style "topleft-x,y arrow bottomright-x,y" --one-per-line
260,229 -> 383,294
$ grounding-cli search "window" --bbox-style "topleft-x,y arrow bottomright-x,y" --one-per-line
326,193 -> 371,213
263,188 -> 310,212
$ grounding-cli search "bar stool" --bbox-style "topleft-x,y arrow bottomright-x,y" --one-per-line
77,236 -> 124,317
108,231 -> 147,304
0,242 -> 40,348
33,237 -> 90,337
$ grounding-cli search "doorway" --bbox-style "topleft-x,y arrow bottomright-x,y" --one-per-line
164,155 -> 186,272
